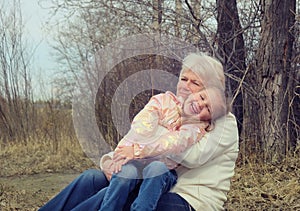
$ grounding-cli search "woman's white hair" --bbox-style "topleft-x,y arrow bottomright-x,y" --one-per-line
180,53 -> 225,91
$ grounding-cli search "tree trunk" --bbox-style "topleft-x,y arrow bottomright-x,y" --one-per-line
216,0 -> 246,135
152,0 -> 163,32
249,0 -> 296,161
174,0 -> 183,38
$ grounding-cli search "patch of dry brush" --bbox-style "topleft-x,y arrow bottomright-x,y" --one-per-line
225,153 -> 300,210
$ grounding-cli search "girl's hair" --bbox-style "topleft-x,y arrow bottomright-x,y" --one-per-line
206,86 -> 228,121
180,53 -> 225,91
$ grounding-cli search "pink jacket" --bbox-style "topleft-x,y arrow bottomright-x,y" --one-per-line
116,91 -> 207,169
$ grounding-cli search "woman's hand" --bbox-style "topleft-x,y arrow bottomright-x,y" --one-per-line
113,145 -> 134,164
101,159 -> 113,181
101,158 -> 129,179
112,159 -> 126,173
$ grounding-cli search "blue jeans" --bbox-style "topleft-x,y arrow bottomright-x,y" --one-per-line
39,168 -> 193,211
39,169 -> 109,211
124,190 -> 194,211
99,162 -> 141,211
130,161 -> 178,211
100,160 -> 178,211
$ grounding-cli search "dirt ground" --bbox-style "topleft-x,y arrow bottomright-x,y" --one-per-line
0,172 -> 79,210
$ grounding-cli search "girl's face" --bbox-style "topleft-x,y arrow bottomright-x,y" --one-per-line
182,89 -> 212,121
176,70 -> 204,100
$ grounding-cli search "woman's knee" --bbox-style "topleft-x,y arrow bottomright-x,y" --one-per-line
81,169 -> 102,179
80,169 -> 107,186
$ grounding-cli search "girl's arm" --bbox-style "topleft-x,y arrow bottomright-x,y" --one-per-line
116,93 -> 166,147
114,123 -> 207,161
116,92 -> 182,148
132,123 -> 207,158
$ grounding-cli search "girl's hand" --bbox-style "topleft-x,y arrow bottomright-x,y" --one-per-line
113,145 -> 134,163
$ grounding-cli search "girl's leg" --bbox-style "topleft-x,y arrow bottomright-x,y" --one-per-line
130,161 -> 177,211
122,183 -> 141,211
39,169 -> 109,211
99,162 -> 141,211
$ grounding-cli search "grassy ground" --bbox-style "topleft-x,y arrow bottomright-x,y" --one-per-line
0,138 -> 299,210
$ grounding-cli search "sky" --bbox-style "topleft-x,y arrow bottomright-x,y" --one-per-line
20,0 -> 57,99
22,1 -> 53,63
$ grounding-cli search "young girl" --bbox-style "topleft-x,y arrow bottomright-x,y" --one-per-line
99,86 -> 227,211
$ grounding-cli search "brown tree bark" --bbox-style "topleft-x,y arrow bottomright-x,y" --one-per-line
174,0 -> 183,38
249,0 -> 296,161
216,0 -> 246,135
152,0 -> 163,32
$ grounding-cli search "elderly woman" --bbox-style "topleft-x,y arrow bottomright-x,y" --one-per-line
39,53 -> 239,211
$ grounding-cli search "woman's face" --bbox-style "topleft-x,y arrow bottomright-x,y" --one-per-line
176,70 -> 204,100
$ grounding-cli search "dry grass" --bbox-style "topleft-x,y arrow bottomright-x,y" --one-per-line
0,137 -> 95,210
0,138 -> 299,210
225,153 -> 300,210
0,137 -> 95,177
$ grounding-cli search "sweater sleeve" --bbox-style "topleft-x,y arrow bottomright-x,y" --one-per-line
169,113 -> 239,168
99,151 -> 114,170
